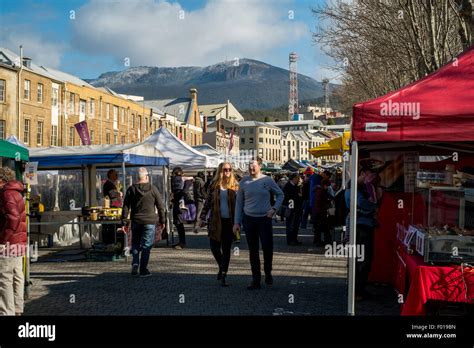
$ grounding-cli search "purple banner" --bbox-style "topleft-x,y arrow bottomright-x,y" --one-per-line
74,121 -> 91,145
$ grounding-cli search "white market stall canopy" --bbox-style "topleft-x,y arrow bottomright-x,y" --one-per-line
144,127 -> 219,170
30,142 -> 169,169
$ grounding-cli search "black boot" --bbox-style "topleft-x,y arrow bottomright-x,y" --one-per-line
217,269 -> 223,280
221,272 -> 229,287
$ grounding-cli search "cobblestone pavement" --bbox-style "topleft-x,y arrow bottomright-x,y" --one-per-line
24,223 -> 400,316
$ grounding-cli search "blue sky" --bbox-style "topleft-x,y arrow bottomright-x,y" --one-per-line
0,0 -> 336,81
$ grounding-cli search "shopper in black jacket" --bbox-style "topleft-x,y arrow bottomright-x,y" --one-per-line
193,172 -> 206,230
122,167 -> 165,277
283,173 -> 303,245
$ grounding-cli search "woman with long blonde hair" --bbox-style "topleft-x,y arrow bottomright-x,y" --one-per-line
197,162 -> 239,286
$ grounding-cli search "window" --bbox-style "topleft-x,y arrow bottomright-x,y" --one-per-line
0,120 -> 5,139
90,130 -> 94,144
121,135 -> 125,144
69,93 -> 75,113
106,104 -> 110,120
145,117 -> 149,131
121,108 -> 125,124
249,137 -> 254,144
37,121 -> 44,146
51,125 -> 58,146
52,86 -> 58,107
249,128 -> 254,134
114,131 -> 118,144
131,114 -> 135,128
37,83 -> 43,103
194,133 -> 197,145
0,80 -> 5,102
113,106 -> 118,124
106,132 -> 111,144
80,99 -> 86,119
259,128 -> 263,134
23,119 -> 30,144
241,129 -> 245,135
241,138 -> 245,145
259,137 -> 264,144
89,98 -> 95,117
69,127 -> 75,146
24,80 -> 30,100
138,115 -> 142,129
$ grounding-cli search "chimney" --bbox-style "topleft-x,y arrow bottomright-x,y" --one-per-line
22,57 -> 32,68
203,115 -> 208,133
190,88 -> 198,103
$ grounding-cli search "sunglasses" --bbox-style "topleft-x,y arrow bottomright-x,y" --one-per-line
223,168 -> 232,172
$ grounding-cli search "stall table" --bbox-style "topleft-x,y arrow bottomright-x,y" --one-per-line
396,242 -> 474,315
30,219 -> 124,250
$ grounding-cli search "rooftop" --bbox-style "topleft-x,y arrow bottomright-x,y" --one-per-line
232,120 -> 280,129
144,98 -> 192,122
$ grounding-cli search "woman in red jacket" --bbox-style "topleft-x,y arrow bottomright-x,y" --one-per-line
0,167 -> 27,316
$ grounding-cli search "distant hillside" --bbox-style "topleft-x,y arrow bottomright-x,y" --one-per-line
86,58 -> 339,110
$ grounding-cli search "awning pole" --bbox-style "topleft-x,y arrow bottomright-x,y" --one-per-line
121,161 -> 126,197
348,141 -> 358,316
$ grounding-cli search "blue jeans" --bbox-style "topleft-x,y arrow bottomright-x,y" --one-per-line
131,223 -> 156,272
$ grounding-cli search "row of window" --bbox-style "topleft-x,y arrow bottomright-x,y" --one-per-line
1,116 -> 162,147
0,79 -> 149,130
21,119 -> 57,146
0,80 -> 44,103
240,127 -> 281,136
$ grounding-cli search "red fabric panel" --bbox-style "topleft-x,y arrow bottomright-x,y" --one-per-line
369,192 -> 425,285
401,253 -> 474,315
352,47 -> 474,142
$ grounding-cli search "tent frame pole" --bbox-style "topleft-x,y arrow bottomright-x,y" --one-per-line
348,141 -> 358,316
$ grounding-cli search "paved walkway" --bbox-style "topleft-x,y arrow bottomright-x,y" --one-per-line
24,224 -> 399,316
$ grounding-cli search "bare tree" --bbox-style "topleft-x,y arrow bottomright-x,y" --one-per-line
312,0 -> 473,111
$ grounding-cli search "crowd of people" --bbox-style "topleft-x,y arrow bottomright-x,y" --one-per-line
0,155 -> 383,315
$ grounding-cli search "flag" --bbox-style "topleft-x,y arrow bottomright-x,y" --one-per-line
74,121 -> 91,145
228,127 -> 234,152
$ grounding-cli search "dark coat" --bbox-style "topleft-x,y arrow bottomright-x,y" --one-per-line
200,184 -> 237,242
283,181 -> 303,210
0,180 -> 27,248
103,180 -> 122,207
122,183 -> 165,225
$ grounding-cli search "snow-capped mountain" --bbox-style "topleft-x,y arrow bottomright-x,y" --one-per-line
86,58 -> 336,110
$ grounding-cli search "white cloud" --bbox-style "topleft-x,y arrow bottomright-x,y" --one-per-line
1,26 -> 65,68
71,0 -> 308,67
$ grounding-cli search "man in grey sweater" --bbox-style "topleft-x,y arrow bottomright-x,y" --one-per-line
233,157 -> 284,290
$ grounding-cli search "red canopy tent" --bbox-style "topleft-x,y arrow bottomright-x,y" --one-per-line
347,46 -> 474,315
352,46 -> 474,142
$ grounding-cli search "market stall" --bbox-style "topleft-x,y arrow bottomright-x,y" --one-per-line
145,127 -> 219,170
29,142 -> 169,251
309,131 -> 350,188
348,46 -> 474,315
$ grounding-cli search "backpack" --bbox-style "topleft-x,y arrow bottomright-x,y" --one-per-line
183,179 -> 195,204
